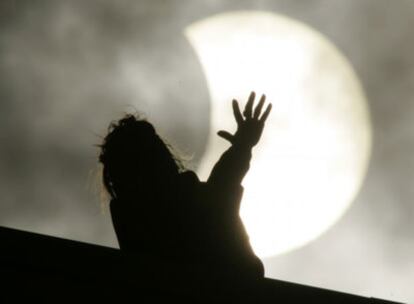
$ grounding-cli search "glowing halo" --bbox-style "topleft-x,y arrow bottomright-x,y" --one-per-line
185,11 -> 371,258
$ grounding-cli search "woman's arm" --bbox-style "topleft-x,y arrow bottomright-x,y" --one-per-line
207,92 -> 272,188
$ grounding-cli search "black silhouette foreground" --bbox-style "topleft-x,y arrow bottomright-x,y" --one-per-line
0,95 -> 404,302
99,92 -> 271,280
1,226 -> 403,303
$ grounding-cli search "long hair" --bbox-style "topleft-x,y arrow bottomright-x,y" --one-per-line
98,114 -> 186,200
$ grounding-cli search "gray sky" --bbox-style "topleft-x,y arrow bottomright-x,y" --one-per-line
0,0 -> 413,302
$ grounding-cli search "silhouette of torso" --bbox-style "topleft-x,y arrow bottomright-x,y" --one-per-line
110,169 -> 264,278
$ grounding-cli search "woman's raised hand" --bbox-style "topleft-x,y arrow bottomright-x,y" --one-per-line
217,91 -> 272,148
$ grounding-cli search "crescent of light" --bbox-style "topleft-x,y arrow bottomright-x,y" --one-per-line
185,11 -> 372,257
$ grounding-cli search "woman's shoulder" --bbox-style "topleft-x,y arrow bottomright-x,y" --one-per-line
179,170 -> 199,180
178,170 -> 201,187
177,170 -> 206,204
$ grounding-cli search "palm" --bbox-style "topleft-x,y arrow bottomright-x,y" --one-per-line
218,92 -> 272,148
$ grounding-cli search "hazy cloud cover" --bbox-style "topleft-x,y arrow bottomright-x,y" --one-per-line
0,0 -> 413,302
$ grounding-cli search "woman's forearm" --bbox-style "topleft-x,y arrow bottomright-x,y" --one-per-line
207,143 -> 252,187
208,92 -> 271,188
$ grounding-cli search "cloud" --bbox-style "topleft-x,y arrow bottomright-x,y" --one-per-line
0,0 -> 413,302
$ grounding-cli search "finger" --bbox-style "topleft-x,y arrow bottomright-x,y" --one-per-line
259,103 -> 272,123
232,99 -> 243,125
243,91 -> 255,119
217,131 -> 234,143
253,94 -> 266,119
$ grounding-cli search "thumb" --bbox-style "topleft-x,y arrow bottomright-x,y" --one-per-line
217,130 -> 234,143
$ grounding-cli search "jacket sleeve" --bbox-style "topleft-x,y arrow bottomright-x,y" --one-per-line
207,142 -> 252,188
205,143 -> 252,212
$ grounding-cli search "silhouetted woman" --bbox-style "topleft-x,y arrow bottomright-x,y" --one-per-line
99,92 -> 272,279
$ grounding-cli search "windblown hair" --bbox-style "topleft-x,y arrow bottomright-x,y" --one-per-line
98,114 -> 186,200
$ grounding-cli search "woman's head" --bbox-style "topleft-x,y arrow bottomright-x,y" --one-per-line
99,114 -> 183,199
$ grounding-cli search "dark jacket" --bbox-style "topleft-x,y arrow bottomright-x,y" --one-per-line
110,144 -> 264,278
